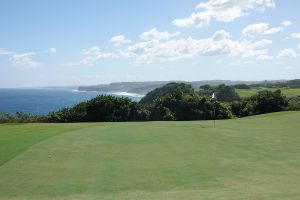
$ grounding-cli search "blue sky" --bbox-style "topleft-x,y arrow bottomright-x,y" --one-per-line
0,0 -> 300,87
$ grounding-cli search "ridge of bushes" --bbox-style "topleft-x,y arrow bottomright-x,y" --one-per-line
1,82 -> 299,123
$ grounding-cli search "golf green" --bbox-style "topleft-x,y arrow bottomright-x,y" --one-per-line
0,112 -> 300,199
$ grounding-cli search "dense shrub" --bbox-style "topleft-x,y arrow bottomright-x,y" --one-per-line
0,83 -> 293,123
233,84 -> 251,89
252,90 -> 287,114
0,112 -> 15,123
215,84 -> 240,102
231,90 -> 288,117
199,84 -> 240,102
86,95 -> 139,122
148,88 -> 232,121
286,96 -> 300,111
140,82 -> 193,105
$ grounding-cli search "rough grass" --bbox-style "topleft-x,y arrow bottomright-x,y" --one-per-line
0,112 -> 300,200
236,88 -> 300,97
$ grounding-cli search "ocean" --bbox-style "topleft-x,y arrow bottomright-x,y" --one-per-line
0,88 -> 144,115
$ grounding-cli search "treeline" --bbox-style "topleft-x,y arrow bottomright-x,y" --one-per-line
1,82 -> 300,123
248,79 -> 300,88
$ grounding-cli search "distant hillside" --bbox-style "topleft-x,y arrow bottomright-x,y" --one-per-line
78,80 -> 263,95
139,82 -> 193,104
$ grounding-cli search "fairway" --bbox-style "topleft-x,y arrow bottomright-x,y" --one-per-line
0,112 -> 300,200
236,88 -> 300,97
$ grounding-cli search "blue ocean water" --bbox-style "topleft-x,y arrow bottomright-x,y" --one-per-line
0,88 -> 143,115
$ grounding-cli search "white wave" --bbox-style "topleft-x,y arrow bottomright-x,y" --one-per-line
113,92 -> 145,98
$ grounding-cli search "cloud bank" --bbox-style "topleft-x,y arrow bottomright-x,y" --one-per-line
172,0 -> 275,28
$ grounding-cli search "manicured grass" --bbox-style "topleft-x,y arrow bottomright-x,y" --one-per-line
0,123 -> 94,167
236,88 -> 300,97
0,112 -> 300,199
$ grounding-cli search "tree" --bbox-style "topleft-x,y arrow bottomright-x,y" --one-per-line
86,95 -> 139,122
140,82 -> 193,105
252,90 -> 287,114
230,89 -> 287,117
199,85 -> 214,97
0,112 -> 15,123
148,87 -> 233,121
233,84 -> 250,89
215,84 -> 240,102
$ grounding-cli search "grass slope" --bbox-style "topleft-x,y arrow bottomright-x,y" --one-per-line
0,123 -> 94,167
236,88 -> 300,97
0,112 -> 300,200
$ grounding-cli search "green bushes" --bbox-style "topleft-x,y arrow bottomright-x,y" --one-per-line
230,90 -> 288,117
140,82 -> 193,105
0,112 -> 14,123
0,112 -> 47,123
0,83 -> 295,123
287,96 -> 300,111
148,91 -> 232,121
199,84 -> 240,102
86,95 -> 138,122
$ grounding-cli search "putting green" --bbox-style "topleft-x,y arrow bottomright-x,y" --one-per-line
0,112 -> 300,199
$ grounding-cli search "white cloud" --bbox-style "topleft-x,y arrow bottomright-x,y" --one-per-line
140,28 -> 180,41
49,48 -> 57,52
263,27 -> 282,34
173,12 -> 210,28
7,48 -> 56,68
66,46 -> 113,66
9,52 -> 41,68
297,44 -> 300,50
173,0 -> 275,28
0,48 -> 14,55
110,35 -> 131,46
242,49 -> 273,60
281,20 -> 292,27
252,39 -> 272,48
212,30 -> 231,41
122,30 -> 273,64
291,33 -> 300,39
242,23 -> 282,37
277,49 -> 297,58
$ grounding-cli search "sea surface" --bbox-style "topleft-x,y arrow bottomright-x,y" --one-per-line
0,88 -> 143,115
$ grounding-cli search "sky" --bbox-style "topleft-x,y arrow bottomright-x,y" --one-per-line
0,0 -> 300,88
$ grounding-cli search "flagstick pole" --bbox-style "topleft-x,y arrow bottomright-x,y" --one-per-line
211,93 -> 216,128
213,100 -> 216,128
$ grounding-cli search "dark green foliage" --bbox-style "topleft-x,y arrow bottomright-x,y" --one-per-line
140,82 -> 193,105
233,84 -> 250,89
47,108 -> 74,123
0,112 -> 48,123
215,84 -> 240,102
46,102 -> 88,123
135,104 -> 151,121
231,90 -> 288,117
248,79 -> 300,88
86,95 -> 138,122
282,96 -> 300,111
286,79 -> 300,88
199,84 -> 214,97
230,100 -> 254,117
199,84 -> 240,102
149,87 -> 232,121
252,90 -> 287,114
0,112 -> 15,123
287,99 -> 300,111
15,112 -> 32,123
0,83 -> 294,124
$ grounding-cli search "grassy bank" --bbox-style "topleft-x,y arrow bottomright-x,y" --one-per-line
0,112 -> 299,199
236,88 -> 300,97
